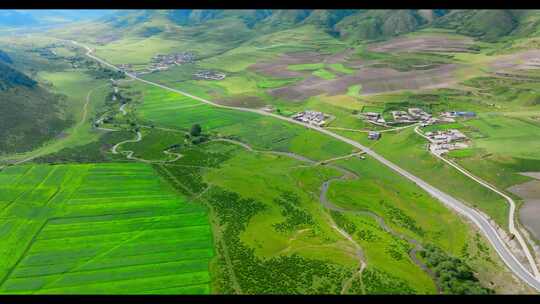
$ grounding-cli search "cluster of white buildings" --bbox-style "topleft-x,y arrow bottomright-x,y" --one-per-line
148,52 -> 195,72
193,70 -> 226,80
292,110 -> 327,126
425,129 -> 469,155
362,107 -> 477,128
391,107 -> 436,125
117,64 -> 133,72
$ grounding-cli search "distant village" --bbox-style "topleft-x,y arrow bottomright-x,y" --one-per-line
290,106 -> 476,146
115,52 -> 227,80
425,129 -> 469,155
116,52 -> 195,75
362,108 -> 476,128
193,70 -> 226,80
292,110 -> 328,127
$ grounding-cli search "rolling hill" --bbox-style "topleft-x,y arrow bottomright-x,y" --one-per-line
0,55 -> 71,154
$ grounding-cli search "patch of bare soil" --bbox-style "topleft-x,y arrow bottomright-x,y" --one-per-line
488,50 -> 540,72
248,51 -> 326,78
367,36 -> 475,53
323,48 -> 356,64
508,173 -> 540,242
268,64 -> 459,101
95,33 -> 121,45
214,94 -> 266,108
54,131 -> 69,140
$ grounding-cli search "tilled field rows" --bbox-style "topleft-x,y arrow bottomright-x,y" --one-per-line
0,163 -> 213,294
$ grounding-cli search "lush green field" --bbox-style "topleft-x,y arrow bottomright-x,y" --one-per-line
463,114 -> 540,160
203,148 -> 430,293
312,69 -> 336,80
334,127 -> 510,229
0,163 -> 213,294
328,63 -> 355,75
347,85 -> 363,99
133,84 -> 354,161
3,16 -> 537,294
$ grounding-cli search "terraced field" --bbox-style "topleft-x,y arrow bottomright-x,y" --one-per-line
0,163 -> 213,294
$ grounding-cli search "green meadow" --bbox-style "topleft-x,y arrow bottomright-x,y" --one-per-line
132,84 -> 354,160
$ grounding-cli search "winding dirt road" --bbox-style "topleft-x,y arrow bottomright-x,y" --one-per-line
111,131 -> 183,163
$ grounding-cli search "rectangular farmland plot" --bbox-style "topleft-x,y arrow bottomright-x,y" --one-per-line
65,195 -> 178,205
36,212 -> 210,240
2,259 -> 211,292
24,271 -> 211,294
140,283 -> 210,294
26,233 -> 213,266
45,204 -> 203,225
0,163 -> 214,294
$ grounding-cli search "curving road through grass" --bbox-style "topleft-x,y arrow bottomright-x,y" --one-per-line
72,40 -> 540,292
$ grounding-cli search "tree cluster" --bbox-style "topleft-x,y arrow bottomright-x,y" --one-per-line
420,244 -> 493,295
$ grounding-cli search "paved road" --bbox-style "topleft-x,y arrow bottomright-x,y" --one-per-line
414,126 -> 540,279
73,40 -> 540,291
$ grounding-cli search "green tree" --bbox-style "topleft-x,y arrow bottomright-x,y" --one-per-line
190,123 -> 202,137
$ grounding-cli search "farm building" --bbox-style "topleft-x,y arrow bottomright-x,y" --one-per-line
292,110 -> 327,126
368,131 -> 381,140
193,70 -> 226,80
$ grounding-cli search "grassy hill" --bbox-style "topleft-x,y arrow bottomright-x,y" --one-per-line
0,60 -> 70,154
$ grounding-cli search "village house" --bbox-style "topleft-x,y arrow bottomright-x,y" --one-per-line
362,112 -> 386,124
441,111 -> 476,118
292,110 -> 327,126
391,110 -> 415,123
368,131 -> 381,140
193,70 -> 227,80
426,129 -> 469,155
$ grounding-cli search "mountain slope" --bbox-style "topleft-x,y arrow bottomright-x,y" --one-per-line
335,10 -> 435,42
0,60 -> 70,154
432,10 -> 517,41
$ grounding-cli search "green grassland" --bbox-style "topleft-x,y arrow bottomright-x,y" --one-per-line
202,148 -> 434,293
122,74 -> 534,291
347,85 -> 363,98
328,63 -> 355,74
0,163 -> 214,294
3,15 -> 538,294
103,80 -> 508,292
335,127 -> 510,229
312,69 -> 336,80
130,83 -> 354,161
